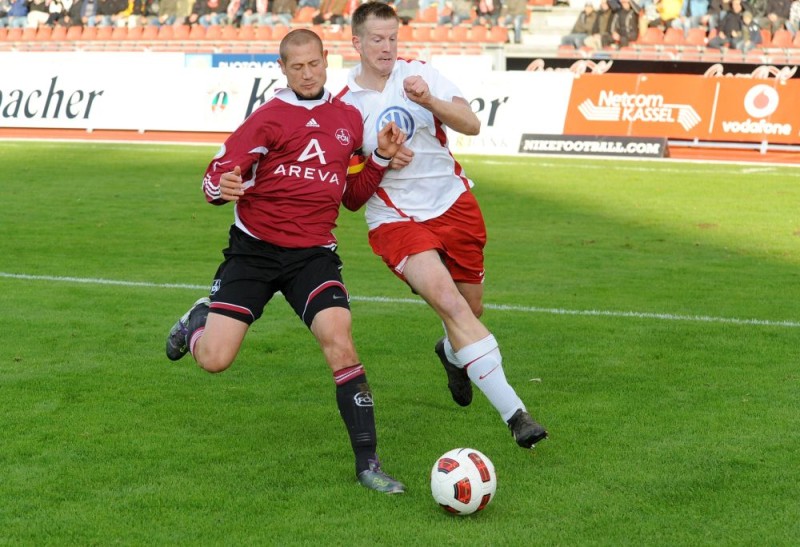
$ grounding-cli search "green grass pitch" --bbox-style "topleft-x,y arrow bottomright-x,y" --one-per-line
1,141 -> 798,545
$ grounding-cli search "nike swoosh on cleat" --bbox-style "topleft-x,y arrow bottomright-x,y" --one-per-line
478,365 -> 500,380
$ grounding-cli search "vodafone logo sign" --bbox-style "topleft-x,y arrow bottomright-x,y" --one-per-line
743,85 -> 779,119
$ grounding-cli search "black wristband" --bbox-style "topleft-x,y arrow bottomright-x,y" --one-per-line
373,150 -> 393,161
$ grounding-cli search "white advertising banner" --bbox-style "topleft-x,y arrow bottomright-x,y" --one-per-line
0,52 -> 572,155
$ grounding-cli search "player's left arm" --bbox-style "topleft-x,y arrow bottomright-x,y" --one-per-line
342,121 -> 406,211
403,75 -> 480,136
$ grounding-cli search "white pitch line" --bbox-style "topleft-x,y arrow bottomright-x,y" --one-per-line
2,271 -> 798,329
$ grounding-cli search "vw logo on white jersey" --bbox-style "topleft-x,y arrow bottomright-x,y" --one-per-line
377,106 -> 415,141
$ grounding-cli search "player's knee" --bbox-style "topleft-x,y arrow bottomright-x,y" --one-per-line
196,349 -> 235,373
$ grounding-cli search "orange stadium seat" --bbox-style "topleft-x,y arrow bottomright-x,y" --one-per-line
397,24 -> 414,41
685,27 -> 706,47
413,26 -> 433,41
50,25 -> 67,40
432,25 -> 452,41
448,25 -> 468,41
663,27 -> 683,46
468,25 -> 489,42
205,25 -> 223,40
189,24 -> 206,39
22,27 -> 37,40
174,24 -> 191,39
413,6 -> 438,24
488,25 -> 508,43
238,25 -> 256,40
127,25 -> 143,39
0,27 -> 8,41
272,24 -> 289,41
65,25 -> 83,40
34,25 -> 52,40
221,24 -> 238,40
253,25 -> 272,40
111,26 -> 128,39
81,26 -> 98,40
770,29 -> 792,48
794,32 -> 800,47
639,26 -> 664,45
6,27 -> 22,41
141,24 -> 159,40
293,6 -> 316,23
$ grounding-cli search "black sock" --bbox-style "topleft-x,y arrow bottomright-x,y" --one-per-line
334,365 -> 377,475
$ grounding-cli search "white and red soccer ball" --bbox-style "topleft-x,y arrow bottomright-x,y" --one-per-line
430,448 -> 497,515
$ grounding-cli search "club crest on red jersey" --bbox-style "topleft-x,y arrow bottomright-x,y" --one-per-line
335,128 -> 352,146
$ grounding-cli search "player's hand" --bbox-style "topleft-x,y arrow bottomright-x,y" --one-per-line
219,166 -> 244,202
375,121 -> 407,160
403,75 -> 432,106
390,145 -> 414,170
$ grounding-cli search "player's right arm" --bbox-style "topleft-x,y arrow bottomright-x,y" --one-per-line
201,111 -> 269,205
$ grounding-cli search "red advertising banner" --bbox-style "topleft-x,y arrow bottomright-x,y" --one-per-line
564,74 -> 800,145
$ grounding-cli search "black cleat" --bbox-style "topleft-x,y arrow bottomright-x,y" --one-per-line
165,297 -> 210,361
435,337 -> 473,407
357,458 -> 406,494
507,408 -> 548,448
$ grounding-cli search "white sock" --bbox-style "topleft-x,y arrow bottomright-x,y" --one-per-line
455,334 -> 525,423
443,336 -> 459,365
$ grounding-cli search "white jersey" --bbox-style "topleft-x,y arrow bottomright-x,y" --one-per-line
337,59 -> 474,230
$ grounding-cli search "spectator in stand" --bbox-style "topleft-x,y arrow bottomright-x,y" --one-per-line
583,0 -> 614,49
671,0 -> 711,35
6,0 -> 28,27
439,0 -> 474,26
475,0 -> 501,27
788,0 -> 800,34
175,0 -> 193,24
561,1 -> 597,48
188,0 -> 229,26
706,0 -> 729,30
501,0 -> 527,43
238,0 -> 265,25
93,0 -> 124,26
609,0 -> 639,46
736,9 -> 762,48
648,0 -> 683,30
0,0 -> 10,28
757,0 -> 790,33
79,0 -> 99,26
708,0 -> 744,46
156,0 -> 179,25
126,0 -> 159,26
26,0 -> 49,27
50,0 -> 83,25
394,0 -> 419,25
312,0 -> 346,24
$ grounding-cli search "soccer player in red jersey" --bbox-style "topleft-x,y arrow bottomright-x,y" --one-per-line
165,29 -> 406,494
337,2 -> 547,449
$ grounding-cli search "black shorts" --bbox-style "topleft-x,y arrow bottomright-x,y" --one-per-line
207,225 -> 350,327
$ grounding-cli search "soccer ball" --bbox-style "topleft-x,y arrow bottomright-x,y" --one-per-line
430,448 -> 497,515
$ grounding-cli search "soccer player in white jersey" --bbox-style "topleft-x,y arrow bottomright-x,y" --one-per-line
337,1 -> 548,449
165,29 -> 408,494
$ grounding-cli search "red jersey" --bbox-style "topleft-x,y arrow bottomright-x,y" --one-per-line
201,88 -> 389,248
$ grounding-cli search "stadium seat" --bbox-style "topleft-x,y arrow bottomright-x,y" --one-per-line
5,27 -> 22,41
397,24 -> 414,41
685,27 -> 706,47
22,27 -> 37,40
238,25 -> 256,40
770,29 -> 792,48
272,24 -> 289,41
221,24 -> 238,40
33,25 -> 52,41
759,29 -> 771,47
488,25 -> 508,43
293,6 -> 316,23
413,6 -> 438,24
65,25 -> 83,40
126,26 -> 143,40
432,25 -> 452,41
663,27 -> 683,46
794,32 -> 800,47
205,25 -> 223,40
81,26 -> 98,40
413,25 -> 433,41
111,26 -> 128,40
189,24 -> 206,40
0,27 -> 8,41
141,24 -> 159,40
173,24 -> 191,40
158,25 -> 175,40
468,25 -> 489,42
638,26 -> 664,46
253,25 -> 272,40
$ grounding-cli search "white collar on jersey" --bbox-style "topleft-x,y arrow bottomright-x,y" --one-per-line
273,87 -> 332,108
